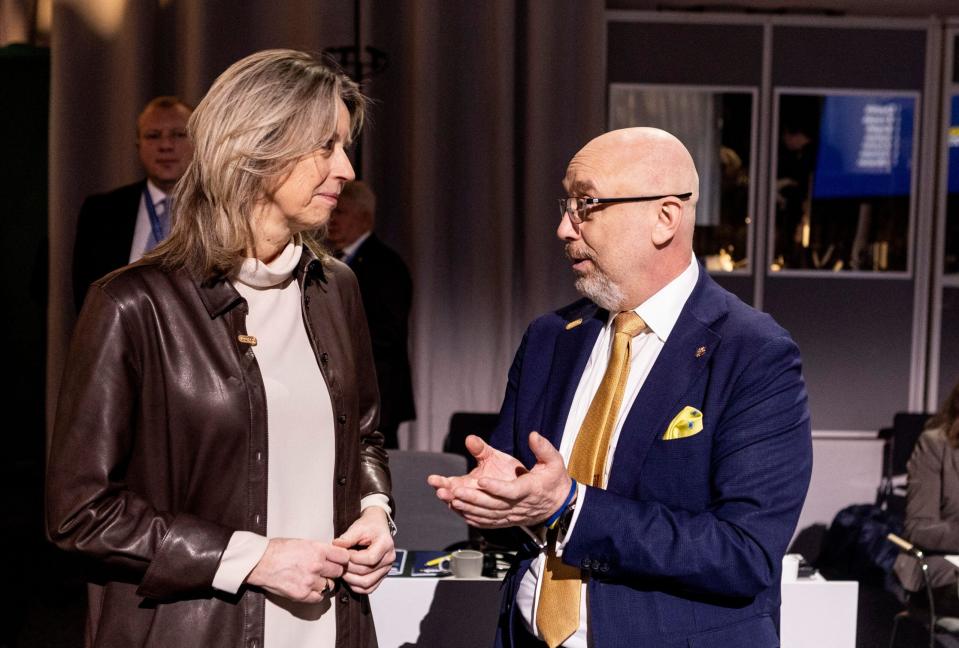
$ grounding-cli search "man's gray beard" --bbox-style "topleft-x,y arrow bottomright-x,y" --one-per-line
574,270 -> 625,312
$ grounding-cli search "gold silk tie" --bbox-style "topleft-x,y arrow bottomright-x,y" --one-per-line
536,311 -> 647,648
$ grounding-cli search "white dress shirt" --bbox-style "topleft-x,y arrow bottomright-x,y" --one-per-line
128,180 -> 168,263
516,256 -> 699,647
339,229 -> 371,263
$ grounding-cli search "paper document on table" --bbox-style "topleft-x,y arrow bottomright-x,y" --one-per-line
945,555 -> 959,569
388,549 -> 408,577
409,550 -> 452,577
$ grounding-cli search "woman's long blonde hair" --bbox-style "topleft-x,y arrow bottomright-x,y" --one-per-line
147,49 -> 365,278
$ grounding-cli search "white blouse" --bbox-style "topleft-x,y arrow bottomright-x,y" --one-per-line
212,240 -> 387,647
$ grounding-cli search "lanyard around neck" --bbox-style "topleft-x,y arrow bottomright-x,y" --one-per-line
143,185 -> 167,243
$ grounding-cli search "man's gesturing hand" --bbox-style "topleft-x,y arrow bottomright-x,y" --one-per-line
429,432 -> 572,529
247,538 -> 350,603
427,434 -> 527,503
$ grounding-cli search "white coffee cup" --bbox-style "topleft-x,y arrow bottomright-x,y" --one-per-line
782,553 -> 801,582
445,549 -> 484,578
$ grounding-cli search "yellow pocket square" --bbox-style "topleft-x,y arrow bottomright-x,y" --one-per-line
663,406 -> 703,440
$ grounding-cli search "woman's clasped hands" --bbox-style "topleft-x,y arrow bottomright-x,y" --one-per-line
247,507 -> 395,603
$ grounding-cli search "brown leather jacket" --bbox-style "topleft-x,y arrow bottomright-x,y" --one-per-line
47,248 -> 391,647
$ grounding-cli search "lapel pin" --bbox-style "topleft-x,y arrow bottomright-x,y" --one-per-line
565,318 -> 583,330
238,335 -> 258,346
695,346 -> 706,358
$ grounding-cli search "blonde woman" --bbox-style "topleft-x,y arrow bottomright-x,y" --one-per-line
47,50 -> 394,647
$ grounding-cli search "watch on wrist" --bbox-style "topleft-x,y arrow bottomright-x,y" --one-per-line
557,501 -> 576,538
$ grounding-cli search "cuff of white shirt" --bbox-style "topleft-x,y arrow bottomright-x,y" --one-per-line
360,493 -> 392,516
212,531 -> 270,594
361,494 -> 396,536
553,481 -> 587,556
517,481 -> 586,553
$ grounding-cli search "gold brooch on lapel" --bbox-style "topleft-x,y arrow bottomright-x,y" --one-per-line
238,335 -> 258,346
663,406 -> 704,440
695,346 -> 706,358
565,318 -> 583,330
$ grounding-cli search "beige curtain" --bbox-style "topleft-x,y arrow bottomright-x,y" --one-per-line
48,0 -> 605,451
0,0 -> 48,46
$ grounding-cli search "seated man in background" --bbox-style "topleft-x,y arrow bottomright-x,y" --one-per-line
430,127 -> 812,647
327,180 -> 415,448
72,95 -> 193,310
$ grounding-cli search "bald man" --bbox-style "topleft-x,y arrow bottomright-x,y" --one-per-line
73,96 -> 193,311
430,128 -> 812,647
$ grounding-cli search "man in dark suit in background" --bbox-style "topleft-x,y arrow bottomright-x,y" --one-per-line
72,96 -> 193,310
430,128 -> 812,647
327,180 -> 415,449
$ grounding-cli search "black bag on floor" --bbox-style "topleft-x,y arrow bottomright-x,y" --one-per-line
818,503 -> 904,591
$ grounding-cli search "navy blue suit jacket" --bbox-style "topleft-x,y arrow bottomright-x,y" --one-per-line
490,269 -> 812,648
73,180 -> 144,312
348,233 -> 416,432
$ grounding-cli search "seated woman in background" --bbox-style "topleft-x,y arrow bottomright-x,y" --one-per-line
46,49 -> 394,647
895,379 -> 959,618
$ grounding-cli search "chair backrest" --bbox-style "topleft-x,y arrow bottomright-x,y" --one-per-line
890,413 -> 932,475
388,450 -> 469,551
446,412 -> 500,470
878,412 -> 932,514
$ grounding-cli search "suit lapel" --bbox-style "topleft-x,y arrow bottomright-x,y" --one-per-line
541,307 -> 606,450
347,232 -> 377,270
607,271 -> 725,492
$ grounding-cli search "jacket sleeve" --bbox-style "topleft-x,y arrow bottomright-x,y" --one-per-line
46,284 -> 233,599
362,254 -> 413,355
343,270 -> 393,512
904,430 -> 959,551
562,335 -> 812,599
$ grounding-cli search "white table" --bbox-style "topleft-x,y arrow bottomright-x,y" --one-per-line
371,573 -> 859,648
370,577 -> 501,648
781,575 -> 858,648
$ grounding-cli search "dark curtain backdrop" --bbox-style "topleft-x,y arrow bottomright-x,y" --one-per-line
48,0 -> 604,451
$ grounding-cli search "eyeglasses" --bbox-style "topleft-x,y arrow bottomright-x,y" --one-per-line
558,192 -> 693,224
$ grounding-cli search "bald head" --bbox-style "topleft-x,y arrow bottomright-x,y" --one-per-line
558,127 -> 700,310
570,128 -> 699,234
327,180 -> 376,251
339,180 -> 377,219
